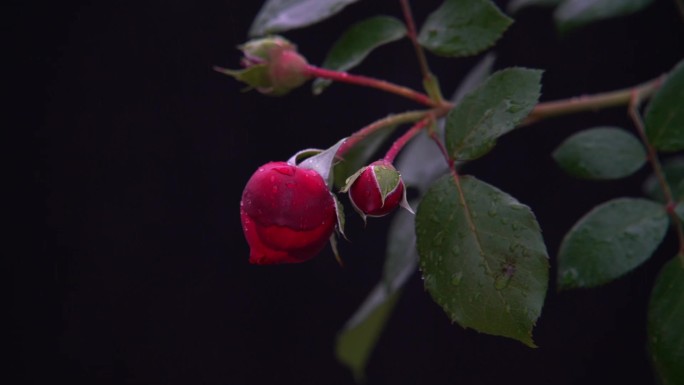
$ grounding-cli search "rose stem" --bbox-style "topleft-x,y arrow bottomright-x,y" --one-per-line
628,90 -> 684,261
384,118 -> 431,163
304,65 -> 437,107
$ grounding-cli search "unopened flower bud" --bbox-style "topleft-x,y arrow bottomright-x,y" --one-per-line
342,160 -> 412,220
240,162 -> 337,264
216,36 -> 311,96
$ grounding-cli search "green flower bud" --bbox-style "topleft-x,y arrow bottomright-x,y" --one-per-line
215,36 -> 311,96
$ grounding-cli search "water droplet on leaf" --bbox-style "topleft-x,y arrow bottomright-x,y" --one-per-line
450,271 -> 463,286
495,274 -> 512,290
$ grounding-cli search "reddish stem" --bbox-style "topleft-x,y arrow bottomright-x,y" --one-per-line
399,0 -> 431,81
337,110 -> 429,158
384,118 -> 430,163
429,130 -> 455,171
628,90 -> 684,259
304,65 -> 436,107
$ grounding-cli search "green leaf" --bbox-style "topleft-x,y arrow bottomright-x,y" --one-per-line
395,55 -> 497,193
336,206 -> 418,382
557,198 -> 669,290
507,0 -> 563,14
336,289 -> 400,383
648,256 -> 684,385
554,0 -> 654,33
416,174 -> 549,347
643,156 -> 684,203
552,127 -> 646,180
249,0 -> 360,37
313,16 -> 407,94
417,0 -> 513,57
383,202 -> 420,289
446,68 -> 542,161
645,60 -> 684,152
449,53 -> 497,105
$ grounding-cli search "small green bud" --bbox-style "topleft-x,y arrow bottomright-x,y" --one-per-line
215,36 -> 311,96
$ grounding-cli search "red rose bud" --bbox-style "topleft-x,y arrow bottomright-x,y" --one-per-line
240,161 -> 337,264
343,160 -> 412,220
215,36 -> 311,96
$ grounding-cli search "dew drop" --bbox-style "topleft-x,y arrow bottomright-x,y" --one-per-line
507,102 -> 523,114
488,208 -> 497,217
495,274 -> 512,290
509,243 -> 520,254
561,268 -> 579,283
450,271 -> 463,286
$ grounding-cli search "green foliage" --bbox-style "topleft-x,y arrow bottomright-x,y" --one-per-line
333,54 -> 502,377
645,60 -> 684,152
557,198 -> 669,289
417,0 -> 512,57
648,256 -> 684,385
416,174 -> 549,346
507,0 -> 562,14
313,16 -> 407,94
509,0 -> 655,32
643,157 -> 684,203
336,206 -> 418,381
396,54 -> 496,193
249,0 -> 361,36
552,127 -> 646,180
237,1 -> 684,382
336,289 -> 401,383
554,0 -> 654,33
382,205 -> 420,289
446,68 -> 542,160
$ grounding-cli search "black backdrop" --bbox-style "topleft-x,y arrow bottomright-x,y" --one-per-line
14,0 -> 684,384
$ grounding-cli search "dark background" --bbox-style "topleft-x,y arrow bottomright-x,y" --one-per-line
13,0 -> 684,384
